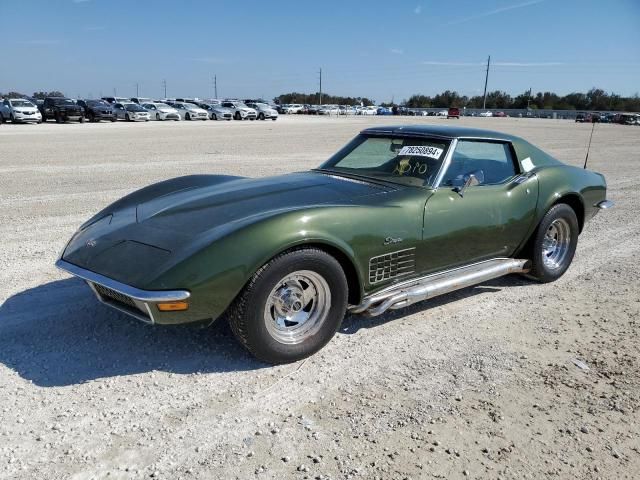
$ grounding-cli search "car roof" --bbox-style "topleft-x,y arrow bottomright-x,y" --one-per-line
360,125 -> 520,142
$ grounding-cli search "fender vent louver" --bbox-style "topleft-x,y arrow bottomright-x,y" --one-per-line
369,248 -> 416,284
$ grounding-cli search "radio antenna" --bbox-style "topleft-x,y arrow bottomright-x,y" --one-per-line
583,120 -> 596,169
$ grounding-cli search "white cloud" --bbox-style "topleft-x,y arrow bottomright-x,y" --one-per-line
421,61 -> 482,66
18,39 -> 61,46
191,57 -> 225,64
446,0 -> 544,26
493,62 -> 564,66
414,5 -> 422,14
390,48 -> 404,55
421,60 -> 563,67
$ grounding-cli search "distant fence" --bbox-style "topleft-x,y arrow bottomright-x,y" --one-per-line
410,108 -> 633,119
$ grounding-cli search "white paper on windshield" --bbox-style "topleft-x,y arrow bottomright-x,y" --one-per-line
398,146 -> 444,159
521,156 -> 534,172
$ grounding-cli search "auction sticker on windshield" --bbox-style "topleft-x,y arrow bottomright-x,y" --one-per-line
398,146 -> 444,159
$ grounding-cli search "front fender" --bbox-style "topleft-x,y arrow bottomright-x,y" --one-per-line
149,195 -> 425,322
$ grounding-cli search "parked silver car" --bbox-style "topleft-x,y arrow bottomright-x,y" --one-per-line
221,101 -> 257,120
168,102 -> 209,121
0,98 -> 42,123
196,102 -> 233,121
246,102 -> 279,121
142,102 -> 181,121
112,102 -> 151,122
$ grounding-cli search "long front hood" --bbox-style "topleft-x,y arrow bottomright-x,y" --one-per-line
62,172 -> 393,287
136,172 -> 390,234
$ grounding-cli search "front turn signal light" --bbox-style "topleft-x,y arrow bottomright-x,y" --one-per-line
157,301 -> 189,312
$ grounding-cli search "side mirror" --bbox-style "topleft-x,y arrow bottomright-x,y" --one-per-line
453,173 -> 479,197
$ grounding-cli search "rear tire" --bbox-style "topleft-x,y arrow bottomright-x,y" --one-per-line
528,204 -> 579,283
186,112 -> 191,121
258,113 -> 265,120
227,248 -> 348,364
234,112 -> 241,120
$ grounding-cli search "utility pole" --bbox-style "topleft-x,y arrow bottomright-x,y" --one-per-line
482,55 -> 490,110
113,87 -> 117,96
527,87 -> 532,110
135,82 -> 139,97
318,68 -> 322,105
162,79 -> 167,99
213,75 -> 218,99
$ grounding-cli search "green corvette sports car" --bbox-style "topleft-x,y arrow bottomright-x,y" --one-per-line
57,125 -> 613,363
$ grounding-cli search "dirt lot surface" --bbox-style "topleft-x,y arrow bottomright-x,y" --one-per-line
0,116 -> 638,480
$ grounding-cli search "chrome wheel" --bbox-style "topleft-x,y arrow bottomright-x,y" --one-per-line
264,270 -> 331,345
542,218 -> 571,270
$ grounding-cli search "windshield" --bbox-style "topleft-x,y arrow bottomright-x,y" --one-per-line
318,134 -> 451,187
154,103 -> 171,108
10,99 -> 34,107
125,104 -> 145,112
87,100 -> 108,107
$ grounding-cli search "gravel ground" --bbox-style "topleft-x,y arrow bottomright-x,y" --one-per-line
0,116 -> 638,480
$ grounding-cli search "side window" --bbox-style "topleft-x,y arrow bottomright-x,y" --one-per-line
441,140 -> 517,187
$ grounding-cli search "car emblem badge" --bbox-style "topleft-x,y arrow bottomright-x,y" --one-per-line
86,239 -> 97,248
383,236 -> 403,245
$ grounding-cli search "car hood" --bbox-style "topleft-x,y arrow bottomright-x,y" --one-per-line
62,172 -> 394,286
136,172 -> 390,235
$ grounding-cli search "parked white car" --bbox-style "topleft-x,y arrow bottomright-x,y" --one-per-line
285,104 -> 304,114
0,98 -> 42,123
221,101 -> 257,120
436,110 -> 448,117
357,106 -> 378,115
246,102 -> 279,121
169,102 -> 209,121
142,102 -> 181,121
479,111 -> 493,117
112,102 -> 151,121
196,102 -> 233,121
318,105 -> 339,115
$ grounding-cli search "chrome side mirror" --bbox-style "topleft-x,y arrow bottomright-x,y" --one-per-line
454,174 -> 479,197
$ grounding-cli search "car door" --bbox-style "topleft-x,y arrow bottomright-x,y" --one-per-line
418,139 -> 538,274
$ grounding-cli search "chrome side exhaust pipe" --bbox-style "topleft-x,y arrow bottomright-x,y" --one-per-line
350,258 -> 529,317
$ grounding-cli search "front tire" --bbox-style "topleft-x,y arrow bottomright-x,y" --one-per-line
227,248 -> 348,364
212,113 -> 217,120
234,112 -> 241,120
258,113 -> 265,120
185,112 -> 191,121
528,204 -> 579,283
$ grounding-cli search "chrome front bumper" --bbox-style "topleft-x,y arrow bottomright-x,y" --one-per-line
56,259 -> 190,324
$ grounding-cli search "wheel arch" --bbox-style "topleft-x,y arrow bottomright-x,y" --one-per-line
552,193 -> 585,233
270,241 -> 363,307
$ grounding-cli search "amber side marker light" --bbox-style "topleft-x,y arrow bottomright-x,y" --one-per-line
156,301 -> 189,312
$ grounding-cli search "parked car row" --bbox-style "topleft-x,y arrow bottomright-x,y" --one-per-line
0,96 -> 279,124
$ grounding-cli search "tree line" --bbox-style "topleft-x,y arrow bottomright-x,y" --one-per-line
403,88 -> 640,112
3,88 -> 638,112
274,92 -> 375,106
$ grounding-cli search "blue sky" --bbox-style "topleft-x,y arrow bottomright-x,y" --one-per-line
1,0 -> 639,102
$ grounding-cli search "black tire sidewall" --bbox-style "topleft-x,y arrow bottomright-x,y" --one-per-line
531,204 -> 579,282
238,250 -> 347,363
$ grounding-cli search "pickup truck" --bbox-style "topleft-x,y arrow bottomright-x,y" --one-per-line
40,97 -> 85,123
